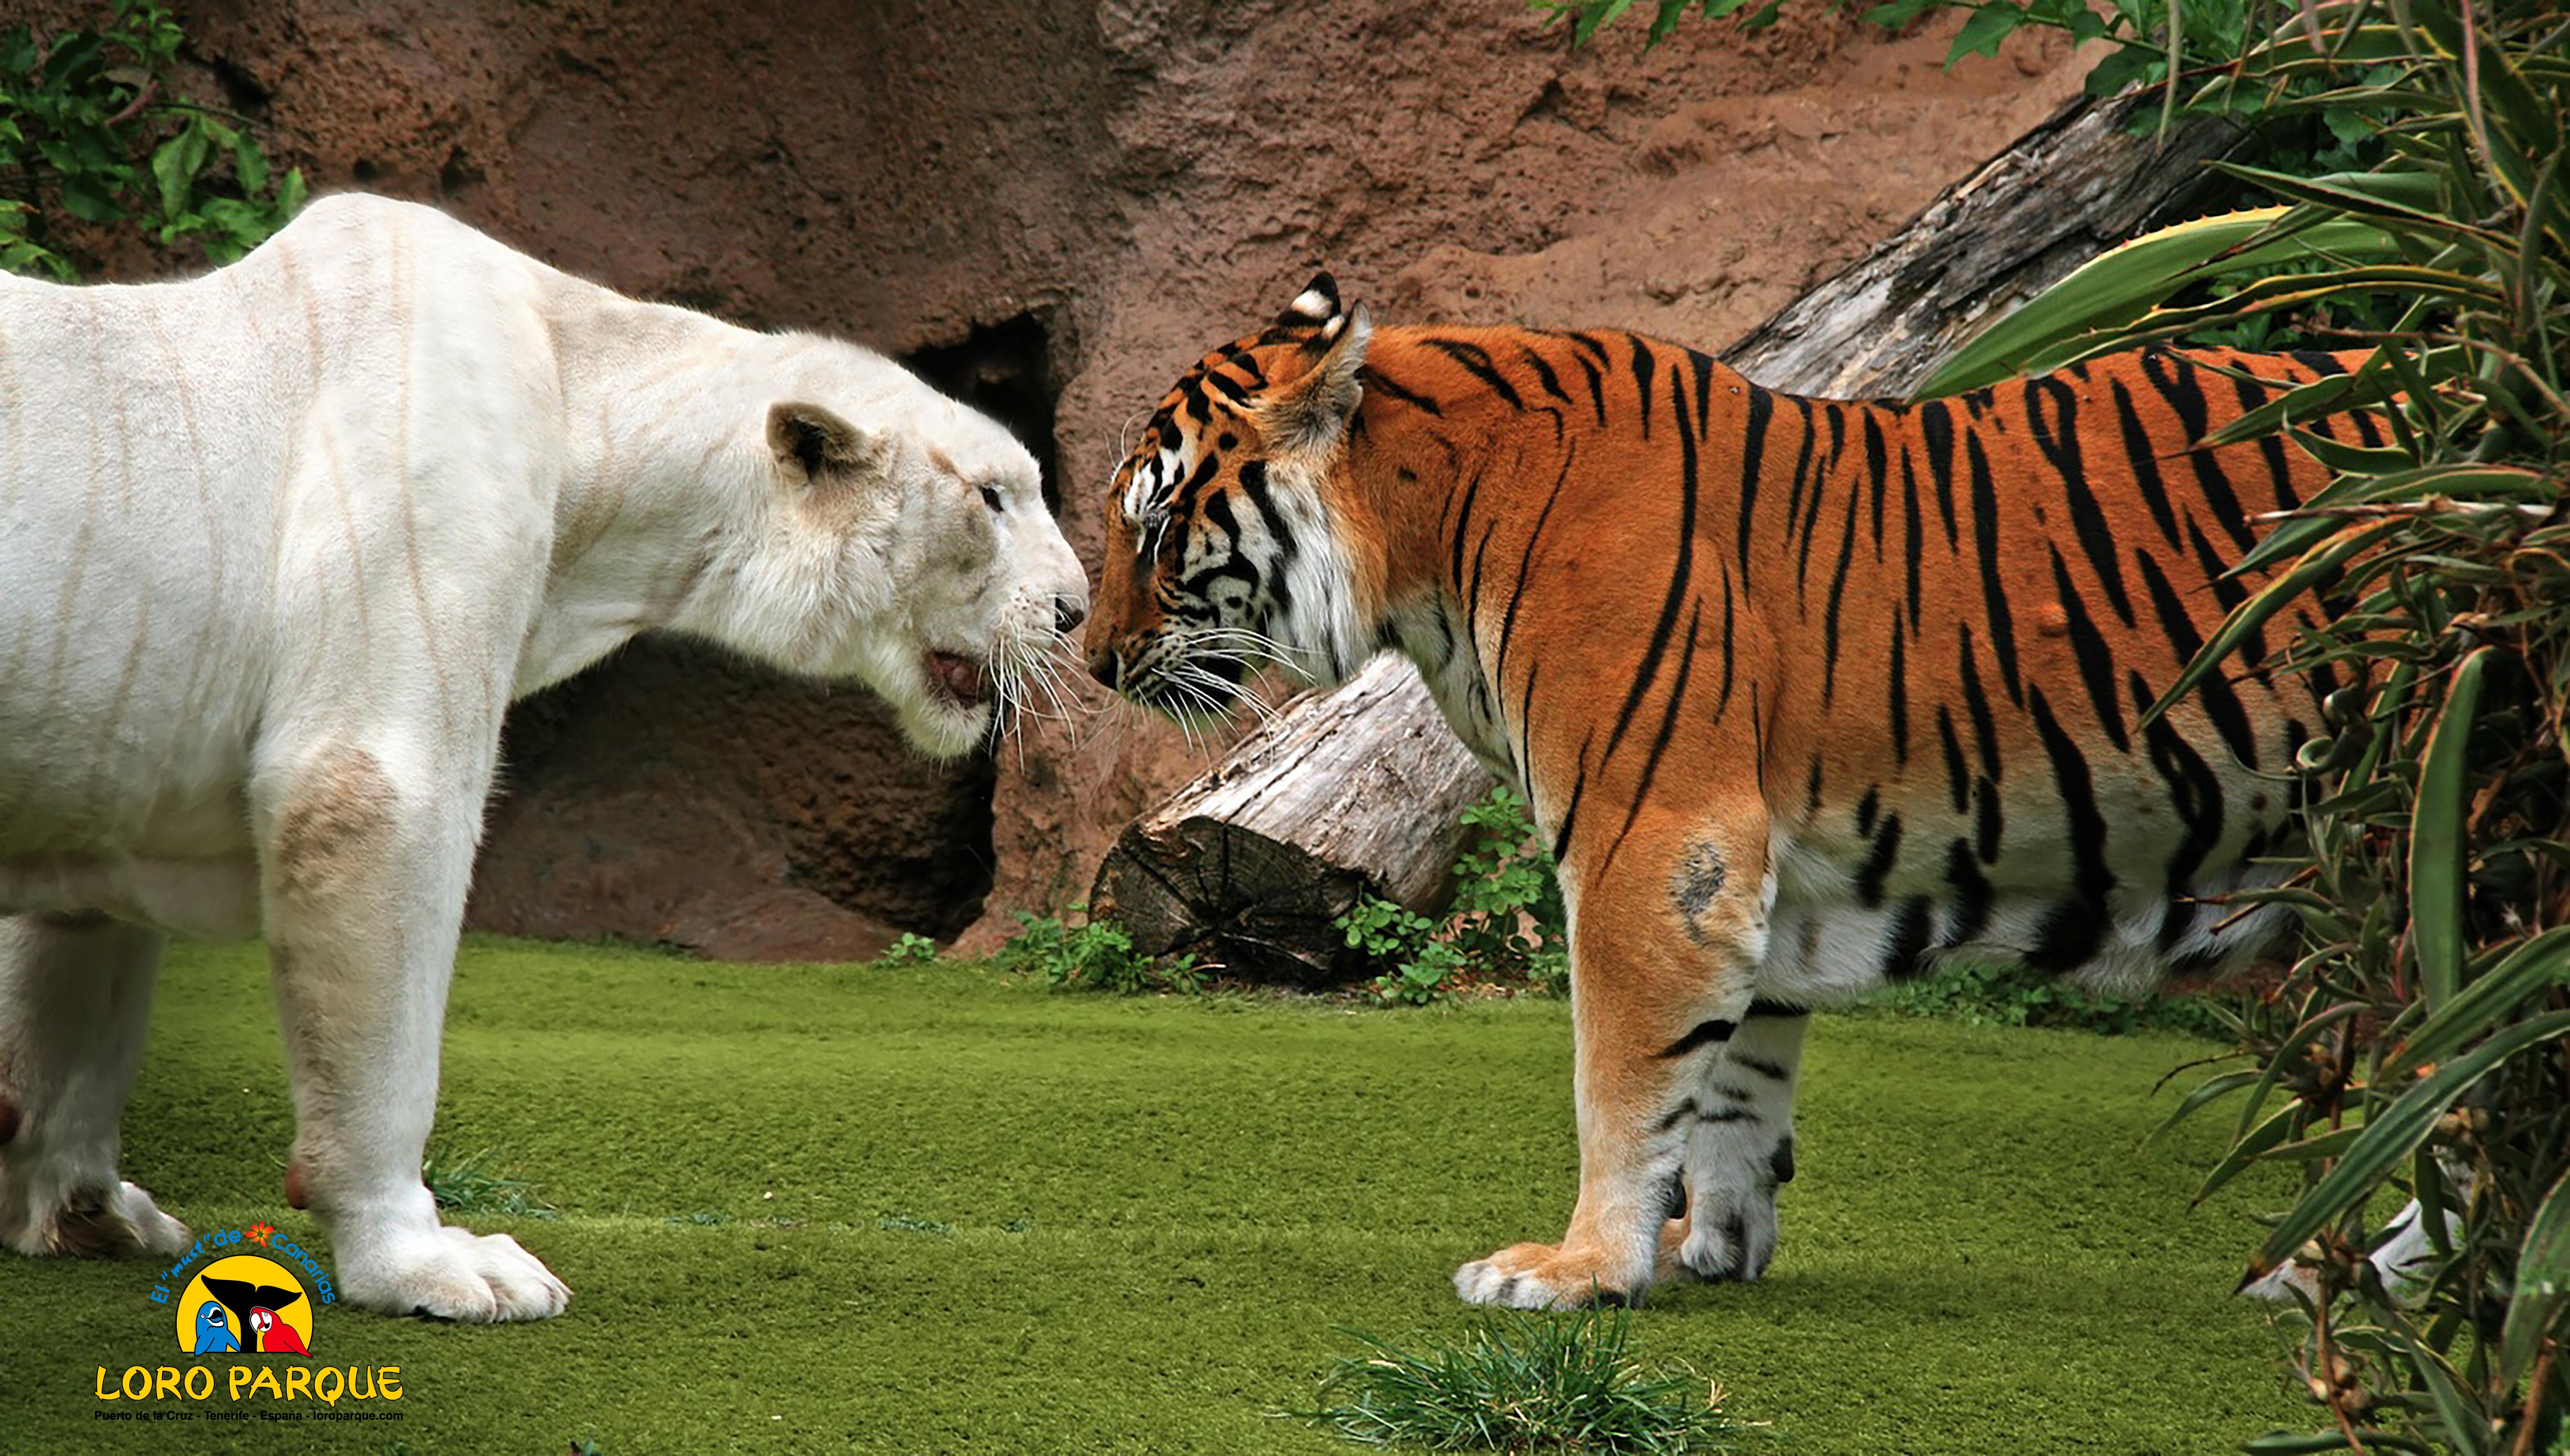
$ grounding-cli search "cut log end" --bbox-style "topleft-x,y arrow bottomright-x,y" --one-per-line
1093,816 -> 1377,985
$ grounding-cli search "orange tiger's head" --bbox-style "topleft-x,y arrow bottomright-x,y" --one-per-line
1084,274 -> 1380,719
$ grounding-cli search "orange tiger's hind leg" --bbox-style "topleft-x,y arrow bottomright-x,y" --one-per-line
1456,817 -> 1767,1310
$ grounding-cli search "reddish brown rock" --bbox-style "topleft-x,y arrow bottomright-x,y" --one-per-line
42,0 -> 2087,957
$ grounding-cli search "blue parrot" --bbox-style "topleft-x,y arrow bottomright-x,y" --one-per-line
191,1300 -> 238,1354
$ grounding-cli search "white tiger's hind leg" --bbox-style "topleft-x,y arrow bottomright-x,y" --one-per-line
1661,1005 -> 1805,1283
0,913 -> 190,1260
258,740 -> 568,1323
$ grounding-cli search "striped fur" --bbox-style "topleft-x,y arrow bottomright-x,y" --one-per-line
1086,274 -> 2369,1309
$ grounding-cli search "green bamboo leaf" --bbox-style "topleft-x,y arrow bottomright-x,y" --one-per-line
2200,1098 -> 2304,1204
1949,264 -> 2494,393
2144,1068 -> 2263,1149
2209,162 -> 2488,240
2235,466 -> 2558,574
2232,1003 -> 2370,1146
2201,351 -> 2445,447
2498,1165 -> 2570,1385
2399,1338 -> 2490,1456
2264,1123 -> 2368,1162
1913,210 -> 2400,398
2243,12 -> 2415,68
2242,1010 -> 2570,1289
2384,926 -> 2570,1079
2283,425 -> 2415,476
2410,647 -> 2491,1011
2145,520 -> 2399,728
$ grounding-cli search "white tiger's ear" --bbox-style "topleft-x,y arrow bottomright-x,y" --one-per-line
766,402 -> 887,488
1259,300 -> 1371,465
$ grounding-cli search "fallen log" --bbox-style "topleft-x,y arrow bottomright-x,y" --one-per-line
1093,92 -> 2244,983
1088,655 -> 1490,984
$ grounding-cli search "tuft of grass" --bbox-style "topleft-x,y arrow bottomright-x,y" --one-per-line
421,1144 -> 558,1219
1290,1305 -> 1747,1454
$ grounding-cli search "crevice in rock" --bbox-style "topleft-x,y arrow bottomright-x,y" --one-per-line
903,311 -> 1067,514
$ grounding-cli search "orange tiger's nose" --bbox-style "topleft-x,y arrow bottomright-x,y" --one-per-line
1088,646 -> 1122,692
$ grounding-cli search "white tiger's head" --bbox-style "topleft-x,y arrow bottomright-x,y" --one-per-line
673,337 -> 1088,759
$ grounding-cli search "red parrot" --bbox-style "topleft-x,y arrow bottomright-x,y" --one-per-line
248,1307 -> 309,1355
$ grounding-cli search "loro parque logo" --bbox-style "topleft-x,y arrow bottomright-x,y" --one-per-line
92,1220 -> 406,1425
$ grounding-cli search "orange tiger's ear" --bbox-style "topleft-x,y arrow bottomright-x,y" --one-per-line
1259,295 -> 1370,465
1275,272 -> 1342,328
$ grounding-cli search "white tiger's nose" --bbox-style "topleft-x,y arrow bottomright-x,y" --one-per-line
1054,596 -> 1087,635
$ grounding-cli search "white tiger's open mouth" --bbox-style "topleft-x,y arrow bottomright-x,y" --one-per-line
924,649 -> 993,709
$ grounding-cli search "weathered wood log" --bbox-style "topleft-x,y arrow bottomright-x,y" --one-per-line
1094,93 -> 2245,983
1725,94 -> 2243,399
1094,656 -> 1496,983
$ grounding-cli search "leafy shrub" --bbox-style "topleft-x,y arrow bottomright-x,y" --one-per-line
1289,1304 -> 1746,1453
998,908 -> 1203,995
1337,787 -> 1568,1005
1924,3 -> 2569,1448
1861,957 -> 2235,1038
0,0 -> 303,280
875,932 -> 940,967
1451,788 -> 1573,994
1338,897 -> 1471,1006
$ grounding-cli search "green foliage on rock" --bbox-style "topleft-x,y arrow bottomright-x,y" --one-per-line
998,906 -> 1205,995
0,0 -> 302,280
1337,787 -> 1569,1006
1859,956 -> 2236,1038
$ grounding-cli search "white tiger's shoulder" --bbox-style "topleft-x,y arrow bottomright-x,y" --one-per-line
240,194 -> 569,291
274,193 -> 521,258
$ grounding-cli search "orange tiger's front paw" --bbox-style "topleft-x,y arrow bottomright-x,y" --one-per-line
1454,1240 -> 1647,1310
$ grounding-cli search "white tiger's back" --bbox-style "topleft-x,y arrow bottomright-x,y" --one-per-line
0,196 -> 567,863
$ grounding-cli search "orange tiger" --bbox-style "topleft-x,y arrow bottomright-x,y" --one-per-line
1084,275 -> 2376,1310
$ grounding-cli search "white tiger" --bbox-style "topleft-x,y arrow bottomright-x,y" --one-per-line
0,194 -> 1087,1322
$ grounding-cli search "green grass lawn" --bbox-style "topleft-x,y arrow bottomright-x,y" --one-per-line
5,937 -> 2312,1454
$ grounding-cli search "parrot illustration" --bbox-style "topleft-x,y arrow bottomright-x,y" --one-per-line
248,1306 -> 310,1355
190,1301 -> 239,1354
202,1275 -> 304,1357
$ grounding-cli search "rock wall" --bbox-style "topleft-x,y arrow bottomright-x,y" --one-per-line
75,0 -> 2086,957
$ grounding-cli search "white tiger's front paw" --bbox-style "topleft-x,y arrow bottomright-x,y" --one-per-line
336,1224 -> 570,1322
